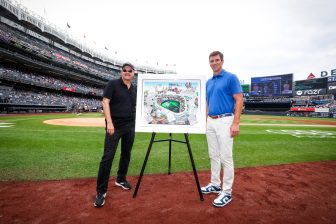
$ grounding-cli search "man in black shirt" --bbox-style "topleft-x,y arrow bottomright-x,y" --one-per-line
94,62 -> 137,208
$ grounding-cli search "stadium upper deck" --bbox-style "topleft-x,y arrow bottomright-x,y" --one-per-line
0,0 -> 176,113
0,0 -> 176,76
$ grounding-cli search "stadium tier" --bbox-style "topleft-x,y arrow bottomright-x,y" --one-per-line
0,0 -> 334,117
0,0 -> 176,113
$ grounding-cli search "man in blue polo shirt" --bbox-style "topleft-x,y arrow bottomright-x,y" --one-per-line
201,51 -> 243,207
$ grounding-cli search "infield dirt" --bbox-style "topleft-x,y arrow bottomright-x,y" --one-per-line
0,161 -> 335,224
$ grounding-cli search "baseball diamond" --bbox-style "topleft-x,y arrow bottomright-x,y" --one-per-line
1,0 -> 336,223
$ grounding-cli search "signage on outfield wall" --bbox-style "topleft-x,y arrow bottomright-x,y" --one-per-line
327,82 -> 336,94
328,76 -> 336,82
294,88 -> 326,96
290,107 -> 315,112
315,108 -> 330,113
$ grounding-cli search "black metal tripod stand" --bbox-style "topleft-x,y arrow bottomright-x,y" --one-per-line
133,132 -> 204,201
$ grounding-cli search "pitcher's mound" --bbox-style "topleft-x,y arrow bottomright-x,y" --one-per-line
44,118 -> 105,127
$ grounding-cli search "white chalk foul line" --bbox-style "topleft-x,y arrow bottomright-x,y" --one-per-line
241,123 -> 336,128
266,129 -> 336,138
0,122 -> 15,128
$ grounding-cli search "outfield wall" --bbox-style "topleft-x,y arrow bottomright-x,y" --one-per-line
244,102 -> 291,111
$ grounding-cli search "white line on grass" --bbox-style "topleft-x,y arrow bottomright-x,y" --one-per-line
0,117 -> 41,122
241,123 -> 336,128
266,129 -> 336,138
0,129 -> 102,133
0,122 -> 14,128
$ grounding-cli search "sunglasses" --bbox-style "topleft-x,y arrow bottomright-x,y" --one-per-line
122,69 -> 133,73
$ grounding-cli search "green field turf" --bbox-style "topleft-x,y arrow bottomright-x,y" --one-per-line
0,113 -> 335,181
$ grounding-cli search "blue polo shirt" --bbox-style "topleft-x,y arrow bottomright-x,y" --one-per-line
206,69 -> 242,116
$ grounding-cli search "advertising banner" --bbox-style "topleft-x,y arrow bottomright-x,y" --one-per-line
293,88 -> 327,96
63,87 -> 75,92
290,107 -> 315,112
315,108 -> 330,113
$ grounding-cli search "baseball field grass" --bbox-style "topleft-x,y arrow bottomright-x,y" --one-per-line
0,113 -> 335,181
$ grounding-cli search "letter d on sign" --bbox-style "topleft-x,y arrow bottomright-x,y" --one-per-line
321,71 -> 328,77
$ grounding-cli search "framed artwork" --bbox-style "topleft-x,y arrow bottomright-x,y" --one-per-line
135,74 -> 207,134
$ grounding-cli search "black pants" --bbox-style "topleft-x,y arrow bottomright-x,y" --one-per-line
96,125 -> 135,193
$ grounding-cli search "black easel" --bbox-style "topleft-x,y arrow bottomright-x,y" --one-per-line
133,132 -> 204,201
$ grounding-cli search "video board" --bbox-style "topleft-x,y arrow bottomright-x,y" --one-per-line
294,77 -> 327,96
250,74 -> 293,97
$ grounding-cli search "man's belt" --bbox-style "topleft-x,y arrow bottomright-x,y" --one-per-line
209,113 -> 233,119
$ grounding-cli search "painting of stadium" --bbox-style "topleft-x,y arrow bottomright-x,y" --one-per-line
135,74 -> 206,134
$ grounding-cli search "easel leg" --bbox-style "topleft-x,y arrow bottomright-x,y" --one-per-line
168,133 -> 172,175
133,132 -> 156,198
184,133 -> 204,201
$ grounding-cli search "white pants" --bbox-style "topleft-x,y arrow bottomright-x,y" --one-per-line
206,116 -> 234,194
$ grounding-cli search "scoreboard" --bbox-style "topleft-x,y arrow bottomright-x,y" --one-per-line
250,74 -> 293,97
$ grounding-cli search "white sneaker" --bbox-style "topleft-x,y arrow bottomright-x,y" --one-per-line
212,192 -> 232,207
201,183 -> 221,194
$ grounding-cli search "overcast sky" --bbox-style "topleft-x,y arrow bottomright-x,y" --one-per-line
19,0 -> 336,83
